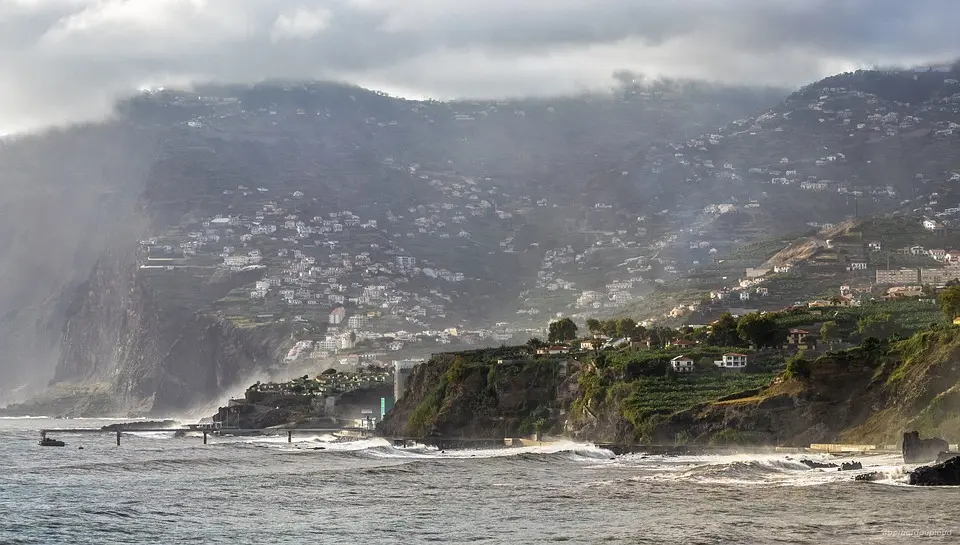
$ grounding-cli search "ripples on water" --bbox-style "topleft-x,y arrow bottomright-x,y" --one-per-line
1,419 -> 958,544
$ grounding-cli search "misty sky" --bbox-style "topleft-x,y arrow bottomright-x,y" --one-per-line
2,0 -> 960,133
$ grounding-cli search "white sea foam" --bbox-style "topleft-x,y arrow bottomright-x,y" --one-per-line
622,452 -> 911,487
355,440 -> 614,460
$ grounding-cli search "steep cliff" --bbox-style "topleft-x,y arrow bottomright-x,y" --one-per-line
379,349 -> 571,438
0,123 -> 160,402
52,245 -> 293,415
382,328 -> 960,446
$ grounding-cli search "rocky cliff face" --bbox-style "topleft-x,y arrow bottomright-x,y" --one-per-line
379,350 -> 569,438
646,349 -> 888,446
383,328 -> 960,446
53,244 -> 293,415
0,123 -> 160,402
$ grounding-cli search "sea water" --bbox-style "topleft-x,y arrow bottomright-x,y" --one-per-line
1,418 -> 958,544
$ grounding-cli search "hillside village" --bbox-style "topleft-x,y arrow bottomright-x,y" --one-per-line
127,82 -> 779,371
126,66 -> 960,375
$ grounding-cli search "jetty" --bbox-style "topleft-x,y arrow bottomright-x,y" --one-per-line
39,425 -> 374,445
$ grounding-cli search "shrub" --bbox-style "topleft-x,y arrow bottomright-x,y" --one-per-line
709,428 -> 748,445
446,359 -> 470,382
406,381 -> 447,436
784,354 -> 811,379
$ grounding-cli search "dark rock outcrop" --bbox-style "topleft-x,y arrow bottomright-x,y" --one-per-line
839,461 -> 862,471
909,456 -> 960,486
902,431 -> 949,464
855,471 -> 884,482
800,459 -> 838,469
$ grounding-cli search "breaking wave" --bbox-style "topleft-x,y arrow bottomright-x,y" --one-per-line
4,418 -> 913,488
619,453 -> 910,487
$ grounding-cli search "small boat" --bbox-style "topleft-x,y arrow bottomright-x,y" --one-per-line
39,437 -> 66,447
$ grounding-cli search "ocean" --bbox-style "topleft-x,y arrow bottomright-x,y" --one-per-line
1,418 -> 958,544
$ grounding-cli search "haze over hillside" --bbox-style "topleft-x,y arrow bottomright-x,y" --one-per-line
4,1 -> 960,415
2,60 -> 960,416
0,78 -> 786,410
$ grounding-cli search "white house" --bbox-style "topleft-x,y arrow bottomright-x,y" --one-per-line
670,355 -> 695,373
739,291 -> 751,301
849,261 -> 867,271
715,353 -> 748,370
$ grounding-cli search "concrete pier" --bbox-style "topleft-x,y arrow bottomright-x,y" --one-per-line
39,427 -> 373,445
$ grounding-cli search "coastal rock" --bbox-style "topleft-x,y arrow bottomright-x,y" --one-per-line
855,471 -> 884,482
800,459 -> 838,469
902,431 -> 948,464
908,456 -> 960,486
838,461 -> 862,471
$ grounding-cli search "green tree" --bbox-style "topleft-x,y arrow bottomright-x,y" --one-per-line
940,285 -> 960,320
615,318 -> 638,339
526,337 -> 546,351
548,317 -> 578,344
646,326 -> 673,348
819,321 -> 840,349
707,313 -> 742,347
585,318 -> 602,337
737,312 -> 787,348
593,353 -> 609,370
601,319 -> 619,337
857,312 -> 897,339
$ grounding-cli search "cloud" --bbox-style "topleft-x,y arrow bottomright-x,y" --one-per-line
1,0 -> 959,132
272,7 -> 332,41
